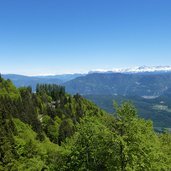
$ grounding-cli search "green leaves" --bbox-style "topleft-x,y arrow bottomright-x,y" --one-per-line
112,102 -> 163,170
0,77 -> 171,170
61,102 -> 171,171
64,116 -> 113,170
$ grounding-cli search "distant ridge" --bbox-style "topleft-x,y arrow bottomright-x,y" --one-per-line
1,73 -> 84,90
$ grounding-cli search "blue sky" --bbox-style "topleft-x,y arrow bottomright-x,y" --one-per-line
0,0 -> 171,75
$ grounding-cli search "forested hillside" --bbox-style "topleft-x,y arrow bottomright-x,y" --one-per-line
85,94 -> 171,128
64,72 -> 171,96
0,75 -> 171,170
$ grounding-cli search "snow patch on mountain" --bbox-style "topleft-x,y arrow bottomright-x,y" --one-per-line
89,66 -> 171,74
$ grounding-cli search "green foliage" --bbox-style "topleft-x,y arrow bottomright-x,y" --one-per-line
42,115 -> 61,143
11,118 -> 60,170
0,111 -> 16,170
0,78 -> 20,99
36,84 -> 65,101
59,102 -> 170,171
0,77 -> 171,170
159,131 -> 171,169
63,116 -> 113,170
112,102 -> 163,170
85,94 -> 171,128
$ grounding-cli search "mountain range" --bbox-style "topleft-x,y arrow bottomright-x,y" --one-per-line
2,66 -> 171,95
2,66 -> 171,128
89,66 -> 171,74
64,72 -> 171,97
2,73 -> 83,91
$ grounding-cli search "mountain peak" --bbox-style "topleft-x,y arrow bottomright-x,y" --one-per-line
89,66 -> 171,74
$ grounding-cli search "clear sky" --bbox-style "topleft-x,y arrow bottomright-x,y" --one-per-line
0,0 -> 171,75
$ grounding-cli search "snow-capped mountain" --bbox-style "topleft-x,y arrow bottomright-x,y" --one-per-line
89,66 -> 171,74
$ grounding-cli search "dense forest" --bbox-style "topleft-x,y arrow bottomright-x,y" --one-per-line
0,75 -> 171,170
84,94 -> 171,129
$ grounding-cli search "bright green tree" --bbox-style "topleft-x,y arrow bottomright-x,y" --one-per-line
110,102 -> 164,171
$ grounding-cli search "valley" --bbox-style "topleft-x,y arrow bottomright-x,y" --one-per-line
3,68 -> 171,129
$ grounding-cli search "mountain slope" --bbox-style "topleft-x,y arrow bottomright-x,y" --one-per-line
64,72 -> 171,96
0,76 -> 171,170
85,94 -> 171,128
2,74 -> 83,91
